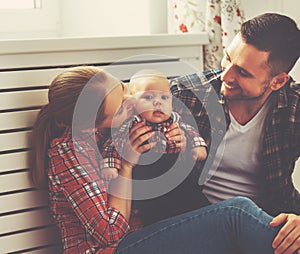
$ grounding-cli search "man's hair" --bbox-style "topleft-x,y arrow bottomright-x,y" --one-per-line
241,13 -> 300,76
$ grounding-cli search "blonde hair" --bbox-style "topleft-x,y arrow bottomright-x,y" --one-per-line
129,69 -> 168,95
31,66 -> 110,188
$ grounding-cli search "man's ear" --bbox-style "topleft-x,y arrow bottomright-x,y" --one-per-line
269,73 -> 290,91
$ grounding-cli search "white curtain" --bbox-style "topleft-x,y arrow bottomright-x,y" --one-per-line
168,0 -> 245,70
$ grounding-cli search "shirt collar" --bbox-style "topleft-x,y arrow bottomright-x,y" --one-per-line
134,113 -> 174,131
267,78 -> 294,110
276,80 -> 292,109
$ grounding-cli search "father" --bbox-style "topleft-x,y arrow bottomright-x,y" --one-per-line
171,13 -> 300,253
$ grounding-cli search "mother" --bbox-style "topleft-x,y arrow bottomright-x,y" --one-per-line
32,66 -> 283,254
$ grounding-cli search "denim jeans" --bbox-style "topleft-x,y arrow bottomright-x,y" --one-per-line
115,196 -> 282,254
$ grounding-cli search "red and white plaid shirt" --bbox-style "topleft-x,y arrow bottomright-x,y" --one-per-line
47,128 -> 143,254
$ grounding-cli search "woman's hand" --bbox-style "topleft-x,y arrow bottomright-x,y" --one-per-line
270,213 -> 300,254
109,122 -> 155,220
165,122 -> 187,152
121,122 -> 156,168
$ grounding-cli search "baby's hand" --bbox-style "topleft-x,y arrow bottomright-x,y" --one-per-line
191,146 -> 207,161
101,168 -> 119,180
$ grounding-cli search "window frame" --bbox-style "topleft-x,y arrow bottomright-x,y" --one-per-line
0,0 -> 59,40
0,0 -> 41,10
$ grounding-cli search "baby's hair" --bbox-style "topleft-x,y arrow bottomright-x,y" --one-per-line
129,69 -> 169,94
131,69 -> 167,80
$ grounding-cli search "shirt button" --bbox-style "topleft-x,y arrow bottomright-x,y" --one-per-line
218,130 -> 224,135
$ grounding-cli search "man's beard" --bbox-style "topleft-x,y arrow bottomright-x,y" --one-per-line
222,82 -> 270,101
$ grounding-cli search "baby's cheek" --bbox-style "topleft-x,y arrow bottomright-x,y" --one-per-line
164,103 -> 173,114
135,103 -> 153,113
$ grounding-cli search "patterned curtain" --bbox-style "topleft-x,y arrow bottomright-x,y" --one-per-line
168,0 -> 245,70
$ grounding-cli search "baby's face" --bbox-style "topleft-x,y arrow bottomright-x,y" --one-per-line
132,77 -> 172,123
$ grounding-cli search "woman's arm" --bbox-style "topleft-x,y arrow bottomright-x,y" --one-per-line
108,161 -> 134,221
50,139 -> 129,246
49,124 -> 153,247
108,122 -> 156,220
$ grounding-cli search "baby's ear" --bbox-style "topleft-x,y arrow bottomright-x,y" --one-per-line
269,73 -> 290,91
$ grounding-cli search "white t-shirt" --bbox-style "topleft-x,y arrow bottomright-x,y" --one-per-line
203,99 -> 271,205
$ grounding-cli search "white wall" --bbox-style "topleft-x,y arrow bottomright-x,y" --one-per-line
57,0 -> 300,81
59,0 -> 167,37
6,2 -> 298,80
0,0 -> 168,39
0,0 -> 60,39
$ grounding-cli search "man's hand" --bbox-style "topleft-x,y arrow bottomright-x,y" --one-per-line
270,213 -> 300,253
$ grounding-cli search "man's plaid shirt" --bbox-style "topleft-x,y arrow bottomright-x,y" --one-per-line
170,69 -> 300,216
101,112 -> 207,171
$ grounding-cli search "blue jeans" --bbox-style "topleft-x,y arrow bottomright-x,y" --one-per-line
115,197 -> 282,254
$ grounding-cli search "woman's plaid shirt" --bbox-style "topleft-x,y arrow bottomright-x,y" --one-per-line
47,129 -> 142,254
170,69 -> 300,216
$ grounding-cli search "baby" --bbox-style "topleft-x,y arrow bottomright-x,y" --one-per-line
100,69 -> 207,180
100,69 -> 209,225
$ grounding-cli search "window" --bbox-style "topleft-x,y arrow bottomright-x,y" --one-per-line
0,0 -> 41,9
0,0 -> 167,39
0,0 -> 58,40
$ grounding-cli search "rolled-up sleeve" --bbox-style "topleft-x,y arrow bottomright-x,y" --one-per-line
49,135 -> 130,248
